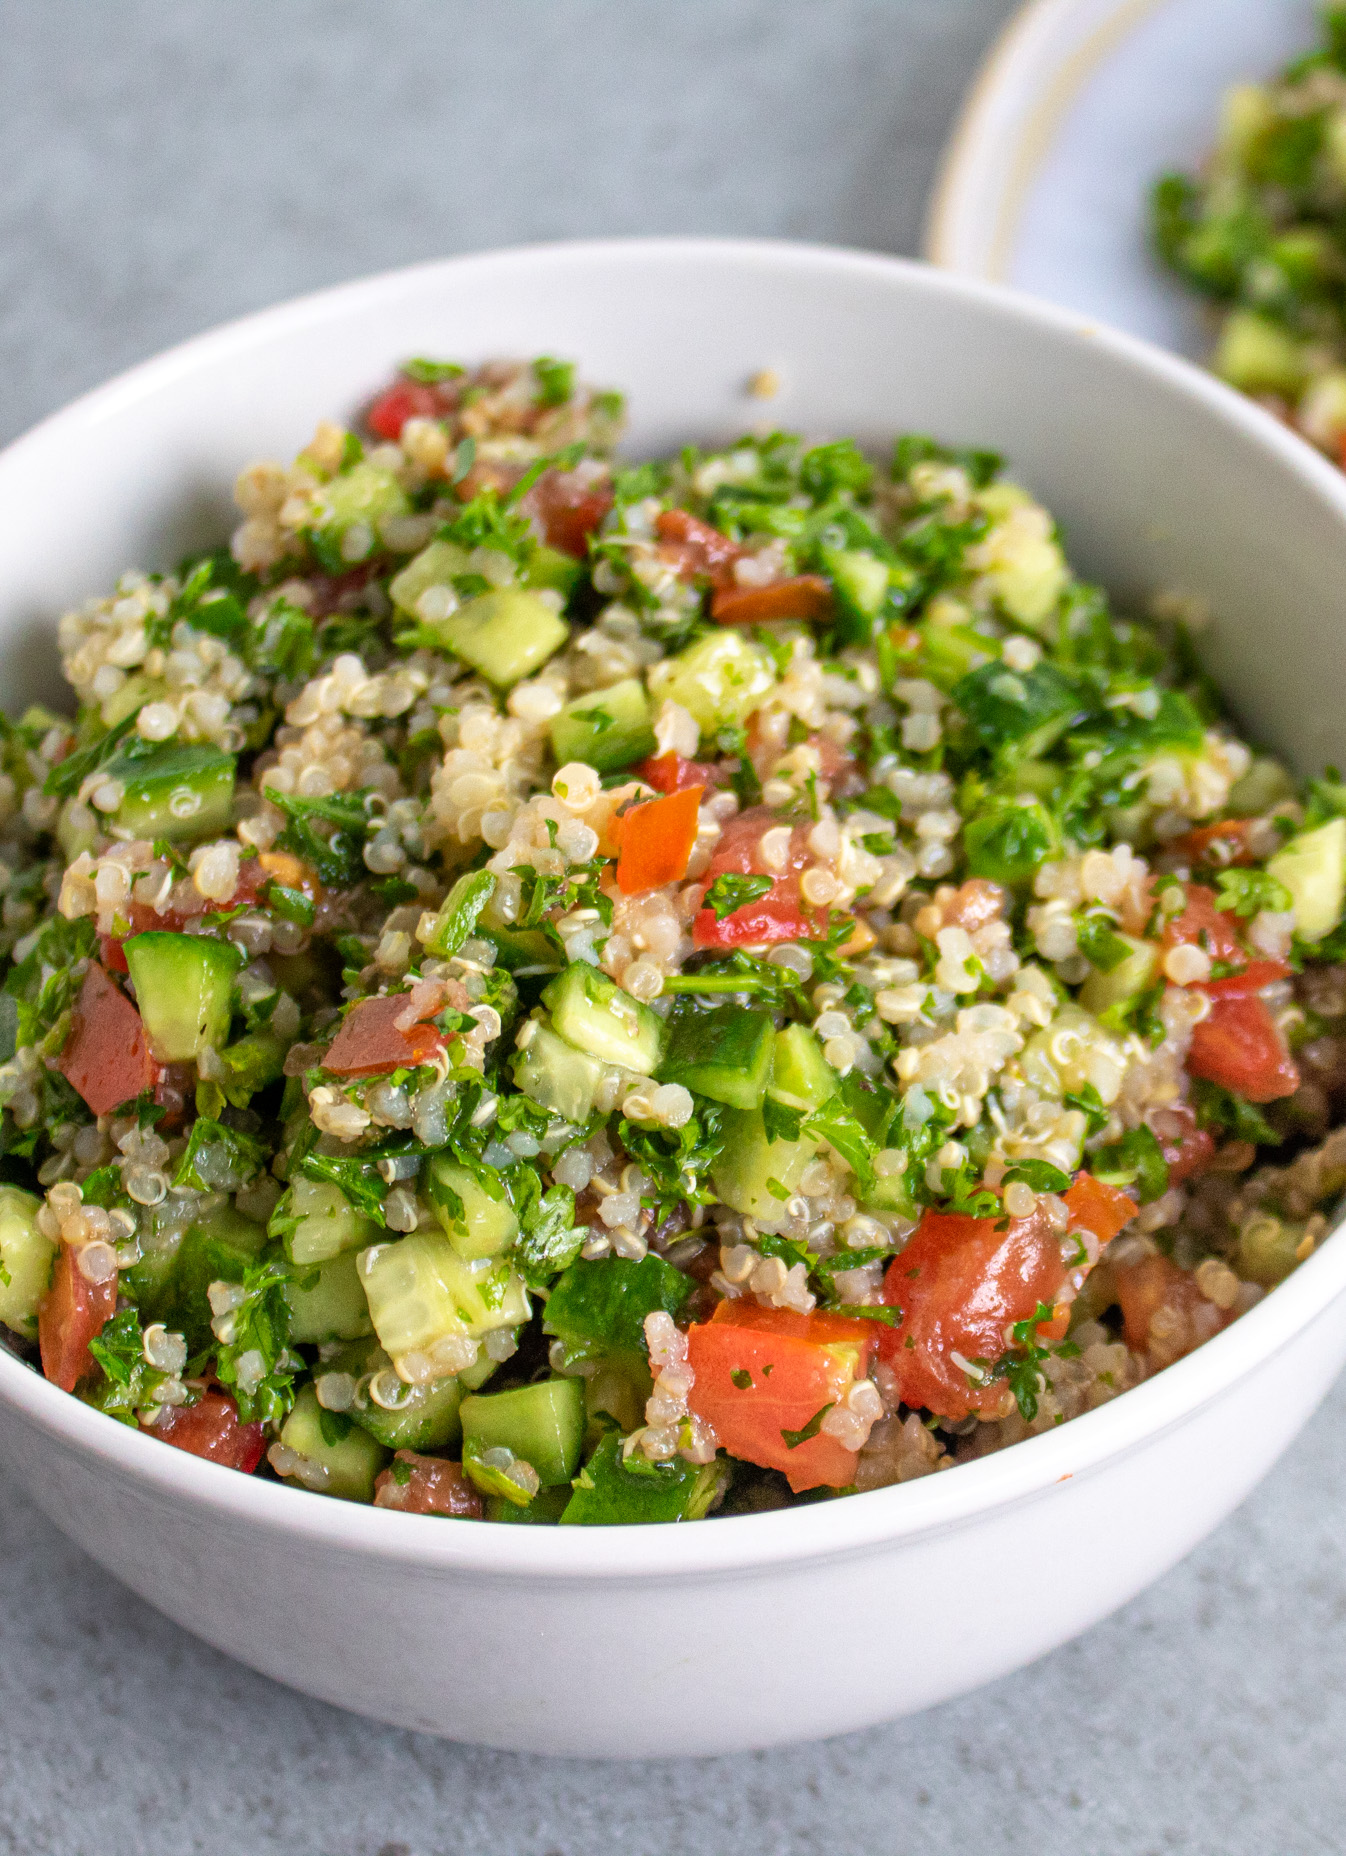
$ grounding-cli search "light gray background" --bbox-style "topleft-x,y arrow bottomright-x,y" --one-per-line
1,3 -> 1340,1852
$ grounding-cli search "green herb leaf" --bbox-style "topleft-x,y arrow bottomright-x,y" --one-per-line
781,1403 -> 834,1449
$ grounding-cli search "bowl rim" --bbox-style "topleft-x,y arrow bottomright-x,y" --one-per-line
3,232 -> 1345,1581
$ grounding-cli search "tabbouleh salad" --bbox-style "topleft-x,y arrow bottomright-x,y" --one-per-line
1154,5 -> 1346,466
0,352 -> 1342,1525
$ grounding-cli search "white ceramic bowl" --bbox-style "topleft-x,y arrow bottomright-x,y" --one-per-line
2,239 -> 1346,1760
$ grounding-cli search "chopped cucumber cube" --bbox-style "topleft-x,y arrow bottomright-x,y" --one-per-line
307,463 -> 411,571
523,545 -> 583,598
544,962 -> 664,1074
349,1347 -> 466,1452
711,1106 -> 821,1230
460,1377 -> 586,1487
1078,935 -> 1158,1018
487,1485 -> 571,1524
107,743 -> 236,844
658,1003 -> 774,1109
427,588 -> 568,687
647,630 -> 776,735
0,1187 -> 55,1340
1267,816 -> 1346,943
358,1231 -> 530,1372
388,538 -> 471,616
282,1175 -> 377,1266
1215,309 -> 1310,397
123,931 -> 245,1062
550,678 -> 655,773
285,1249 -> 373,1344
425,1156 -> 519,1261
561,1433 -> 724,1525
513,1019 -> 610,1123
767,1023 -> 839,1111
279,1385 -> 389,1502
157,1206 -> 269,1350
484,924 -> 563,975
821,546 -> 891,641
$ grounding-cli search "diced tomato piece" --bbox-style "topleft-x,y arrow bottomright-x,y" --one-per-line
654,509 -> 745,588
1112,1252 -> 1232,1356
324,991 -> 446,1077
637,751 -> 723,796
686,1302 -> 877,1493
1150,1103 -> 1217,1184
57,963 -> 158,1116
710,576 -> 834,626
366,379 -> 445,441
1186,991 -> 1300,1102
1174,819 -> 1258,868
616,785 -> 703,895
1062,1172 -> 1138,1247
146,1391 -> 266,1473
98,934 -> 129,974
374,1451 -> 484,1517
38,1245 -> 118,1393
1162,882 -> 1289,994
878,1200 -> 1076,1421
692,805 -> 824,948
525,468 -> 613,557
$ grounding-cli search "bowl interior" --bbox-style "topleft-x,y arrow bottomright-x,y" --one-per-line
2,239 -> 1346,1576
3,239 -> 1346,774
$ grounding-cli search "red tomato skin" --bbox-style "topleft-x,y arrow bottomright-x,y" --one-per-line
1162,883 -> 1290,994
1112,1252 -> 1231,1355
1150,1104 -> 1217,1184
367,379 -> 444,441
147,1392 -> 266,1473
1186,992 -> 1300,1102
374,1451 -> 484,1517
57,964 -> 158,1116
637,752 -> 723,796
654,509 -> 745,587
38,1245 -> 118,1393
710,576 -> 834,625
324,993 -> 446,1077
1174,819 -> 1257,868
878,1206 -> 1071,1420
692,806 -> 823,948
616,785 -> 703,895
524,469 -> 613,557
686,1303 -> 876,1493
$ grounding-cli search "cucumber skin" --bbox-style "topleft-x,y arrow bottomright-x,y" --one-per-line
767,1024 -> 839,1112
544,962 -> 664,1075
124,930 -> 245,1062
432,588 -> 569,687
113,745 -> 236,845
550,677 -> 656,773
658,1003 -> 774,1110
460,1377 -> 586,1486
560,1433 -> 721,1525
352,1369 -> 465,1453
280,1386 -> 389,1502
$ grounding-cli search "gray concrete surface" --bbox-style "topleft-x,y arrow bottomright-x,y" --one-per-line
1,3 -> 1340,1851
